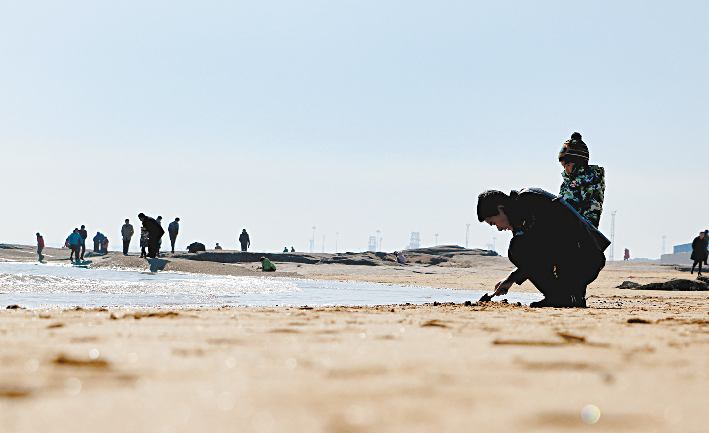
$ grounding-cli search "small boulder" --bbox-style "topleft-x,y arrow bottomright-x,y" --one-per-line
186,242 -> 206,253
617,281 -> 642,289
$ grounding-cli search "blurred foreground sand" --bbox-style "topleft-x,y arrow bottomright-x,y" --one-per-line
1,247 -> 707,432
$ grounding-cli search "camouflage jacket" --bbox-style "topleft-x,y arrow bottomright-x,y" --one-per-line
559,164 -> 605,227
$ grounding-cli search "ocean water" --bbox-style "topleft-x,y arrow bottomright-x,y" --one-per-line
0,261 -> 541,308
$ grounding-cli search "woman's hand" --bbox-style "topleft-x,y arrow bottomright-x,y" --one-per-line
493,276 -> 515,297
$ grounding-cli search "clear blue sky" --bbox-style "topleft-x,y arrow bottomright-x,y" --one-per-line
1,0 -> 707,258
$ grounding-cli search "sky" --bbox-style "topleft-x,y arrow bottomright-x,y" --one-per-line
1,0 -> 707,258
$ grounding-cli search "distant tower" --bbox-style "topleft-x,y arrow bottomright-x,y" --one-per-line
376,230 -> 381,251
408,232 -> 420,250
368,236 -> 377,252
609,211 -> 617,261
465,224 -> 470,249
434,233 -> 439,246
310,226 -> 317,253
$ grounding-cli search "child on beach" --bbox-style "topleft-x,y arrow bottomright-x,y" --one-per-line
260,257 -> 276,272
558,132 -> 605,228
140,226 -> 149,258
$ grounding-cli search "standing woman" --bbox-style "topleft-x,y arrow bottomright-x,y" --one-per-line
691,231 -> 708,277
558,132 -> 606,228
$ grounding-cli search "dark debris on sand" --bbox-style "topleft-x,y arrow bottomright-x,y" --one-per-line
617,279 -> 708,291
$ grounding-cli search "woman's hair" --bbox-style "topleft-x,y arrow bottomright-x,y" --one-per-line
476,190 -> 510,222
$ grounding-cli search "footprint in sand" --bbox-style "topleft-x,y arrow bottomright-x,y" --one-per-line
493,332 -> 608,348
0,386 -> 33,399
52,354 -> 110,369
420,319 -> 449,328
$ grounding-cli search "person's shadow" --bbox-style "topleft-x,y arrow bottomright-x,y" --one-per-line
147,258 -> 169,273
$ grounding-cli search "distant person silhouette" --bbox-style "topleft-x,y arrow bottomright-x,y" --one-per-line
705,230 -> 709,266
79,225 -> 88,260
139,225 -> 149,258
214,243 -> 223,250
260,257 -> 276,272
290,246 -> 295,252
283,247 -> 289,253
624,248 -> 630,261
66,228 -> 82,263
691,231 -> 708,277
239,229 -> 250,252
100,236 -> 109,254
93,231 -> 102,252
156,216 -> 163,256
36,233 -> 45,262
122,219 -> 134,256
138,213 -> 165,259
168,217 -> 180,254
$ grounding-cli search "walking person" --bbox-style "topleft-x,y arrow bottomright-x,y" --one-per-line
624,248 -> 630,261
557,132 -> 606,228
690,231 -> 708,277
704,230 -> 708,266
477,188 -> 609,308
138,213 -> 164,259
239,229 -> 250,252
121,219 -> 134,255
36,233 -> 45,262
78,225 -> 88,260
168,217 -> 180,254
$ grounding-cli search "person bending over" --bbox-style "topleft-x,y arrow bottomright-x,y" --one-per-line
138,213 -> 165,259
477,188 -> 610,308
260,257 -> 276,272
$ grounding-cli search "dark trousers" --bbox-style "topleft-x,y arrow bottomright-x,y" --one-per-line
37,247 -> 44,261
123,238 -> 131,255
691,261 -> 703,275
70,245 -> 81,262
508,234 -> 605,300
147,238 -> 161,258
170,234 -> 177,253
80,243 -> 86,260
240,243 -> 248,252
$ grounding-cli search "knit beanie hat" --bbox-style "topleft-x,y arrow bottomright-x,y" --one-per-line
558,132 -> 589,163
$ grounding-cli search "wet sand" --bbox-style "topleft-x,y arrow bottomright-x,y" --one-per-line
1,246 -> 707,432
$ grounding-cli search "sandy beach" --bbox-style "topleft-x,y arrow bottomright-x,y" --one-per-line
1,246 -> 707,433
